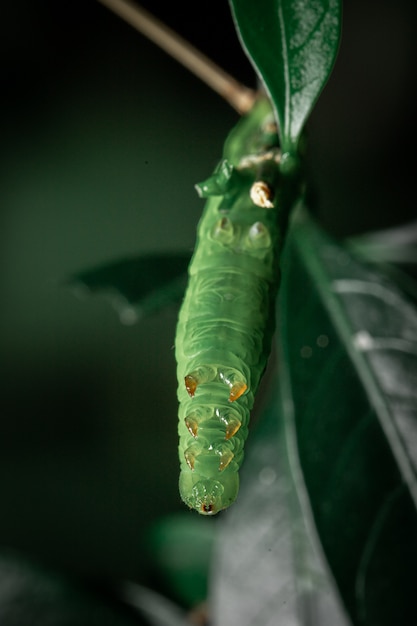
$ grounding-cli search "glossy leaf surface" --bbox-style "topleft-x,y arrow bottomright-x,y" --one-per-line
229,0 -> 342,154
211,396 -> 351,626
279,211 -> 417,624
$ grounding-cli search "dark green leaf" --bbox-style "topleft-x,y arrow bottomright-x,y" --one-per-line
279,210 -> 417,625
67,253 -> 190,323
147,514 -> 216,609
210,397 -> 351,625
229,0 -> 342,154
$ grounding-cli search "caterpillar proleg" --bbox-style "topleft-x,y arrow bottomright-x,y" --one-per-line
175,97 -> 292,515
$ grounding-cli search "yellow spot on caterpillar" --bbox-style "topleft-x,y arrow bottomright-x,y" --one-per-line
217,448 -> 234,471
216,408 -> 241,439
185,415 -> 199,437
229,381 -> 248,402
184,366 -> 217,397
225,418 -> 241,439
184,445 -> 199,470
250,181 -> 274,208
218,369 -> 248,401
185,374 -> 198,397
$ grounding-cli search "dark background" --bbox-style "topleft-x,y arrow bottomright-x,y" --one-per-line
0,0 -> 415,585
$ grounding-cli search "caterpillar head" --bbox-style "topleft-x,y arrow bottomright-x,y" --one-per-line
179,472 -> 239,516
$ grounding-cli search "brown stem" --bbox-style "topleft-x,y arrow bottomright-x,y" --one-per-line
97,0 -> 256,114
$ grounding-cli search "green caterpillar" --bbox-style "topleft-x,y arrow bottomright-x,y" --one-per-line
85,0 -> 338,518
175,96 -> 290,515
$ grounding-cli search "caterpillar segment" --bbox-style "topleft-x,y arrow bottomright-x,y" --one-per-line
175,98 -> 284,514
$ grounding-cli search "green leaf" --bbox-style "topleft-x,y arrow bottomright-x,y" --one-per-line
229,0 -> 342,154
67,253 -> 190,323
279,211 -> 417,625
147,514 -> 216,609
210,397 -> 351,625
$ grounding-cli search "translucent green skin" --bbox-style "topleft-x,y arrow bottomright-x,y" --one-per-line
175,98 -> 283,515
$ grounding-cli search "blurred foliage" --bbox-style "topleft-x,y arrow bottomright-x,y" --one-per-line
146,515 -> 216,609
0,550 -> 145,626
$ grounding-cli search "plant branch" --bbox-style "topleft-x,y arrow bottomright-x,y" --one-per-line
97,0 -> 256,114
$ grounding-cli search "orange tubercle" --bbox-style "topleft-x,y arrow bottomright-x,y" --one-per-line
218,449 -> 234,471
225,419 -> 241,440
184,446 -> 197,470
185,374 -> 198,397
185,416 -> 199,437
229,381 -> 248,402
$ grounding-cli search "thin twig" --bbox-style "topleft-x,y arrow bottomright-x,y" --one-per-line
97,0 -> 256,114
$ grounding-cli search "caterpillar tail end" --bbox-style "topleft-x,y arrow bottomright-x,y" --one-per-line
179,473 -> 239,516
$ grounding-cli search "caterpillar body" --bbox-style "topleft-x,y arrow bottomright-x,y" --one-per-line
176,97 -> 287,515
